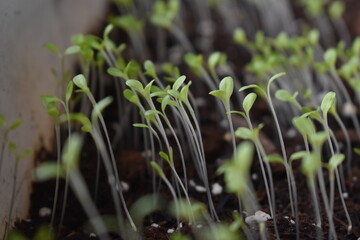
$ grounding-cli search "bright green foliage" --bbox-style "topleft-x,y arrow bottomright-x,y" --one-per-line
150,0 -> 180,28
150,161 -> 165,178
61,134 -> 83,171
328,1 -> 345,19
328,154 -> 345,171
292,117 -> 316,138
43,43 -> 60,57
34,162 -> 64,182
217,141 -> 255,194
324,48 -> 337,68
208,52 -> 227,70
184,53 -> 203,71
144,60 -> 157,78
33,225 -> 55,240
129,194 -> 164,229
169,199 -> 206,222
40,95 -> 62,117
320,91 -> 336,116
309,131 -> 329,146
243,93 -> 257,116
171,233 -> 191,240
275,89 -> 298,104
64,46 -> 81,55
110,15 -> 143,32
201,223 -> 242,240
107,67 -> 125,78
233,28 -> 247,45
301,152 -> 319,177
209,76 -> 234,105
235,124 -> 263,141
73,74 -> 90,93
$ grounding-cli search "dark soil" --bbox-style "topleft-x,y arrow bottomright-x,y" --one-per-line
12,1 -> 360,239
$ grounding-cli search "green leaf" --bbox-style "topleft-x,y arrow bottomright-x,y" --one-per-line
126,79 -> 144,92
63,113 -> 92,133
292,117 -> 315,138
239,84 -> 261,92
168,89 -> 181,99
6,230 -> 28,240
65,81 -> 74,103
150,161 -> 165,178
8,142 -> 17,153
91,96 -> 113,120
43,42 -> 60,56
107,67 -> 124,78
9,119 -> 22,131
235,127 -> 253,140
320,91 -> 336,116
133,123 -> 149,129
173,75 -> 186,91
354,148 -> 360,155
184,53 -> 203,69
34,162 -> 64,182
219,76 -> 234,101
103,24 -> 114,40
73,74 -> 89,91
275,89 -> 294,103
62,133 -> 83,171
144,60 -> 156,77
307,29 -> 320,45
289,151 -> 308,163
64,45 -> 81,55
324,48 -> 337,68
309,131 -> 329,146
234,141 -> 254,171
208,52 -> 226,70
125,60 -> 141,79
301,152 -> 320,177
33,225 -> 55,240
161,95 -> 176,112
159,151 -> 170,164
20,149 -> 32,159
243,92 -> 257,116
328,1 -> 345,19
227,110 -> 246,119
328,154 -> 345,170
265,154 -> 284,165
268,72 -> 286,90
233,28 -> 247,44
123,89 -> 140,105
179,82 -> 191,103
0,113 -> 5,127
209,90 -> 226,102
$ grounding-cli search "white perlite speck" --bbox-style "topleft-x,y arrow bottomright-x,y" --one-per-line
89,233 -> 96,238
39,207 -> 51,217
245,211 -> 271,224
290,220 -> 295,224
342,192 -> 349,199
211,183 -> 223,195
121,181 -> 130,192
195,185 -> 207,193
151,223 -> 160,228
167,228 -> 175,234
189,179 -> 196,187
251,173 -> 258,181
343,102 -> 357,117
196,224 -> 203,229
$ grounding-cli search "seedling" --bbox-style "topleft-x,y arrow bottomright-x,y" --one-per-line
4,142 -> 31,240
0,115 -> 22,176
150,0 -> 194,52
209,76 -> 236,156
